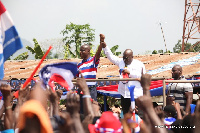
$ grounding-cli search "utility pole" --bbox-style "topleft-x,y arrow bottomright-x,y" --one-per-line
182,0 -> 200,52
159,22 -> 168,53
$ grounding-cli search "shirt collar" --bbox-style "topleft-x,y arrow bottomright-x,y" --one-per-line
82,56 -> 91,63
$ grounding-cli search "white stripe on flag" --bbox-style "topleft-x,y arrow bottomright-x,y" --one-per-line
50,67 -> 74,89
1,11 -> 14,31
3,35 -> 19,49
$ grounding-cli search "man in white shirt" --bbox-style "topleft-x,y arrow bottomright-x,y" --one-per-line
101,35 -> 146,114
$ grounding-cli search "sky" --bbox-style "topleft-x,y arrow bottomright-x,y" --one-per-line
2,0 -> 189,55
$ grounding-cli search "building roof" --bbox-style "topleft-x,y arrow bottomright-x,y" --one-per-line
3,52 -> 200,80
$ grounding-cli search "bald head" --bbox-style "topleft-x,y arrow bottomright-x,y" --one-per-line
123,49 -> 133,66
80,44 -> 91,59
81,44 -> 91,51
172,64 -> 182,79
124,49 -> 133,56
173,65 -> 182,72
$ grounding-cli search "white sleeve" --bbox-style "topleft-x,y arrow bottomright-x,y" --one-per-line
103,46 -> 121,66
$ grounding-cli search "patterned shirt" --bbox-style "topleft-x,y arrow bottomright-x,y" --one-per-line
78,56 -> 99,86
167,77 -> 193,110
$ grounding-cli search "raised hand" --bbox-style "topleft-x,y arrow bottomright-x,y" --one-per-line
100,34 -> 105,42
66,92 -> 85,133
0,84 -> 13,129
100,34 -> 106,48
154,106 -> 165,120
66,92 -> 80,115
135,95 -> 153,112
140,72 -> 151,96
76,73 -> 90,95
19,84 -> 30,101
0,84 -> 11,97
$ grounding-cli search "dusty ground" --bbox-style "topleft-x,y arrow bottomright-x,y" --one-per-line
3,52 -> 200,80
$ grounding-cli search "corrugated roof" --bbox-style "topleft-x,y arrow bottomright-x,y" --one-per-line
3,52 -> 200,80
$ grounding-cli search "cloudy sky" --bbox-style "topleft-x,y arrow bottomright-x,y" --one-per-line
2,0 -> 188,55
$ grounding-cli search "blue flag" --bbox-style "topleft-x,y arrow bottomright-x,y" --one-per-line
0,2 -> 23,79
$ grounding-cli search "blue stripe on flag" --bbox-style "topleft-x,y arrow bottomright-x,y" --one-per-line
0,54 -> 3,79
3,26 -> 23,61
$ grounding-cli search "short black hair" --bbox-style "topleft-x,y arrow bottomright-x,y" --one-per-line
164,105 -> 176,117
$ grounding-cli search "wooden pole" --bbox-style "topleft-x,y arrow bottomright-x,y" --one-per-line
163,80 -> 166,107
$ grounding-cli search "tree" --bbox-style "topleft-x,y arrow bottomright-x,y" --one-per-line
99,45 -> 121,57
152,50 -> 158,54
193,41 -> 200,52
26,38 -> 44,59
110,45 -> 121,56
61,22 -> 95,59
14,52 -> 29,60
173,40 -> 194,53
39,38 -> 65,59
158,49 -> 163,53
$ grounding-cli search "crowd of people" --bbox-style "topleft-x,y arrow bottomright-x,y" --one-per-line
0,34 -> 200,133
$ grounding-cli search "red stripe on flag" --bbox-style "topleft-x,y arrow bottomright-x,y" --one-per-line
49,73 -> 70,91
0,2 -> 6,16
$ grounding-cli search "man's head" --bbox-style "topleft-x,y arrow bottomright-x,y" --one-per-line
123,49 -> 133,66
80,44 -> 91,59
164,105 -> 176,118
171,65 -> 182,80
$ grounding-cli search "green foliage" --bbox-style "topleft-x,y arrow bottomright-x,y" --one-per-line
14,52 -> 29,60
110,45 -> 121,56
53,53 -> 59,59
99,45 -> 121,57
46,51 -> 53,59
158,49 -> 163,53
97,95 -> 121,109
26,38 -> 44,59
89,43 -> 95,57
193,41 -> 200,52
173,40 -> 194,53
152,50 -> 158,54
39,38 -> 65,59
165,50 -> 172,53
61,22 -> 95,59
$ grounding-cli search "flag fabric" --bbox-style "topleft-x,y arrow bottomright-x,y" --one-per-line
128,85 -> 135,111
39,62 -> 78,91
119,68 -> 129,84
164,117 -> 176,129
0,2 -> 23,79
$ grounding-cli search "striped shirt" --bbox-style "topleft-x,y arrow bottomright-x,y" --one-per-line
78,56 -> 99,86
167,77 -> 193,110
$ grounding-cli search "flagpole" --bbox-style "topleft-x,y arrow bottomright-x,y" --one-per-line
22,46 -> 52,89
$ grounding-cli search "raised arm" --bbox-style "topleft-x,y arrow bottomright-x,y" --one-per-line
101,35 -> 121,66
136,95 -> 167,133
95,34 -> 104,61
185,84 -> 193,114
76,73 -> 94,117
0,84 -> 13,130
185,91 -> 193,114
